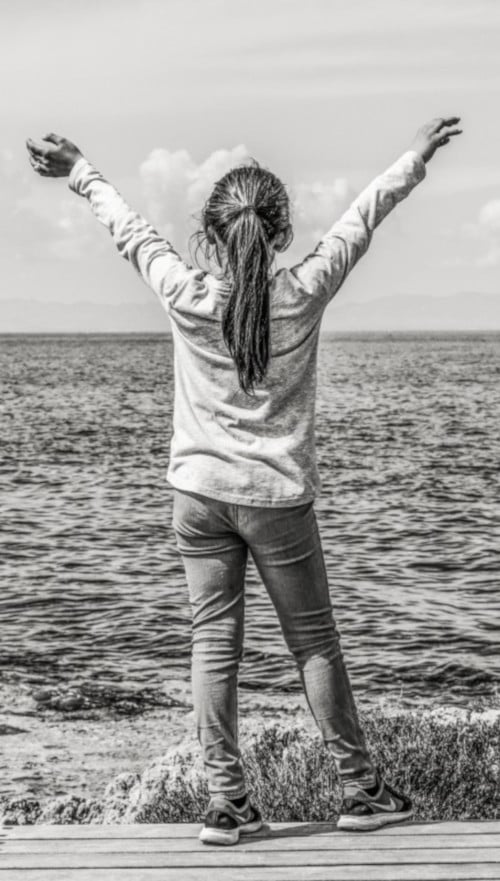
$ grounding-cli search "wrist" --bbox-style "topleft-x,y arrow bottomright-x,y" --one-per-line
69,150 -> 84,167
408,135 -> 433,164
68,155 -> 90,191
409,144 -> 428,165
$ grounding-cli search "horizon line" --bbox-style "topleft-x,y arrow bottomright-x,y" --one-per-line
2,329 -> 500,337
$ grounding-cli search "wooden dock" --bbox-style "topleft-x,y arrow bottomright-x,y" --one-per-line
1,820 -> 499,880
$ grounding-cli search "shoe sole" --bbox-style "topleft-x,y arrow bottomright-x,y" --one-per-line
199,817 -> 263,846
337,807 -> 414,831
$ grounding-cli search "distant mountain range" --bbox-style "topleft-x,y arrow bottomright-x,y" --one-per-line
0,298 -> 169,333
325,291 -> 500,331
1,292 -> 499,333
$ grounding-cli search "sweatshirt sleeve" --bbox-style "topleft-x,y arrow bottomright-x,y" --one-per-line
290,150 -> 426,308
68,157 -> 193,312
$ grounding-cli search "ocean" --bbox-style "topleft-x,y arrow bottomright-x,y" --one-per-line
1,332 -> 499,711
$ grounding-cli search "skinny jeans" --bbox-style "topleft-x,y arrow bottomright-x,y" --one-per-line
172,488 -> 377,799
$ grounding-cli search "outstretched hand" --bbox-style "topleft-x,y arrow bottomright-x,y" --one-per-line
26,133 -> 83,178
410,117 -> 462,164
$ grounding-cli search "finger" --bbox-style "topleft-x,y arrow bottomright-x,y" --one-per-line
32,161 -> 54,176
43,132 -> 64,145
434,127 -> 462,142
26,137 -> 56,158
430,117 -> 445,132
27,147 -> 49,164
435,116 -> 461,131
432,127 -> 462,142
26,138 -> 46,157
27,153 -> 41,168
29,163 -> 49,176
436,129 -> 463,148
28,154 -> 50,173
26,137 -> 47,154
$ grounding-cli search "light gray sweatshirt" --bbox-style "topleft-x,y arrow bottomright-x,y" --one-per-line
69,150 -> 426,507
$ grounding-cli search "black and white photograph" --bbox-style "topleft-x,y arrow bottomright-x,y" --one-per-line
1,0 -> 499,877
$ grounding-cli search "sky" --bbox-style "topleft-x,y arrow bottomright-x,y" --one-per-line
2,0 -> 500,332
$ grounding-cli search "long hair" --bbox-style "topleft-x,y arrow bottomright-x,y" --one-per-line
191,161 -> 293,396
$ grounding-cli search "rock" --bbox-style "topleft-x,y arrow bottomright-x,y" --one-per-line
56,695 -> 84,712
101,772 -> 140,824
115,701 -> 141,716
33,688 -> 55,704
137,743 -> 204,823
98,739 -> 204,825
0,724 -> 28,736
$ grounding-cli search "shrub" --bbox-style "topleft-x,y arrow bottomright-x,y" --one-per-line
1,707 -> 498,824
110,707 -> 500,823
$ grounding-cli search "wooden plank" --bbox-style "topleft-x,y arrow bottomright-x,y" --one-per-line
0,822 -> 333,839
1,833 -> 499,853
0,864 -> 499,880
3,821 -> 500,839
0,847 -> 499,868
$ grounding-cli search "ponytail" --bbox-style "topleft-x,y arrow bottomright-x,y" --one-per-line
222,208 -> 271,396
195,162 -> 292,396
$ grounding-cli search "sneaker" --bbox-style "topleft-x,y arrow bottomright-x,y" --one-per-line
199,794 -> 263,845
337,771 -> 414,831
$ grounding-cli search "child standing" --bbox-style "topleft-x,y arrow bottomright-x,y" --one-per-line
27,115 -> 462,844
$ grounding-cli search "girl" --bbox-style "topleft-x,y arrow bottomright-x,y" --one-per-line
27,115 -> 462,844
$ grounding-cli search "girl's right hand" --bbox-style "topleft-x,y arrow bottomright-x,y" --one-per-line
26,133 -> 83,178
410,117 -> 462,164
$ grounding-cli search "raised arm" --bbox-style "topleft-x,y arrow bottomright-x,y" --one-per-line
292,116 -> 462,308
25,133 -> 193,310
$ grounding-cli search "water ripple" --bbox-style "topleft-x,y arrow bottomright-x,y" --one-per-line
1,332 -> 499,709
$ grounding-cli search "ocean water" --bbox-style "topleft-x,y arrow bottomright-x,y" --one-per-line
1,332 -> 499,710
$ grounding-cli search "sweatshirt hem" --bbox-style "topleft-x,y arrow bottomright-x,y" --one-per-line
166,475 -> 318,508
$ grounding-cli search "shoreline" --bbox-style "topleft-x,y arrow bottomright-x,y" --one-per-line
0,677 -> 310,805
1,697 -> 499,826
1,676 -> 499,824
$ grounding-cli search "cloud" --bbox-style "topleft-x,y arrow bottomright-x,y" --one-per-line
139,144 -> 251,245
478,199 -> 500,232
465,199 -> 500,266
290,178 -> 356,244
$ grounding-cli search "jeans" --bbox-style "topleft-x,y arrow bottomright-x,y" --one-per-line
172,488 -> 377,799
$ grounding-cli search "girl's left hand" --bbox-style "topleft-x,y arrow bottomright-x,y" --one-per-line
26,133 -> 83,178
409,117 -> 462,164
